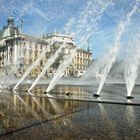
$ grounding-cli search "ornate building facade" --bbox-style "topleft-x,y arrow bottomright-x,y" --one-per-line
0,16 -> 92,78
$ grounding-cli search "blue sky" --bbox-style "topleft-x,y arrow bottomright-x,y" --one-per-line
0,0 -> 139,58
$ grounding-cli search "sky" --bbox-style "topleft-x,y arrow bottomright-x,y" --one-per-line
0,0 -> 140,58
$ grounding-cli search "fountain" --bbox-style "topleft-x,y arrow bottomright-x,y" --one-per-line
46,47 -> 77,93
13,41 -> 54,90
0,0 -> 139,102
124,35 -> 140,99
93,1 -> 139,98
28,42 -> 66,92
43,0 -> 112,94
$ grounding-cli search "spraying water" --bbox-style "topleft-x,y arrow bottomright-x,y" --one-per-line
66,0 -> 112,48
28,42 -> 65,91
95,1 -> 139,96
124,35 -> 140,97
46,0 -> 112,93
46,48 -> 77,93
13,42 -> 53,90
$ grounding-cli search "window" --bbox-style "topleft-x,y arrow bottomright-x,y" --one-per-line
40,45 -> 43,50
35,44 -> 37,49
40,60 -> 43,66
35,51 -> 37,57
24,42 -> 26,46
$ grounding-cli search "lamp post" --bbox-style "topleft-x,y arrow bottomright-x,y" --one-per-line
87,36 -> 92,52
20,19 -> 24,33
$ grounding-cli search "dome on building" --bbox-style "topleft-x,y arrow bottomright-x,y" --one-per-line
8,16 -> 14,20
7,16 -> 14,27
0,16 -> 20,38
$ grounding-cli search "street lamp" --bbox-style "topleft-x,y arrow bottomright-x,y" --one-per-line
87,36 -> 92,52
20,19 -> 24,33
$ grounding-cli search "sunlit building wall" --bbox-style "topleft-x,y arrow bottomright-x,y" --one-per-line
0,17 -> 93,77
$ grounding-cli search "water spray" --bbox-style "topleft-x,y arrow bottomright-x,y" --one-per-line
94,1 -> 139,98
28,42 -> 66,92
13,42 -> 54,90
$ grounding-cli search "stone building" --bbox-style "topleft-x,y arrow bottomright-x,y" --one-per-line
0,16 -> 92,78
43,33 -> 92,77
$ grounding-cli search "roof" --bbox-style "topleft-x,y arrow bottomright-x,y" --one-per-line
21,34 -> 48,45
43,32 -> 74,39
77,48 -> 92,54
0,16 -> 20,39
2,26 -> 11,38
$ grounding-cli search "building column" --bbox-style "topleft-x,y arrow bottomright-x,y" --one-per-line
14,41 -> 18,65
7,46 -> 10,65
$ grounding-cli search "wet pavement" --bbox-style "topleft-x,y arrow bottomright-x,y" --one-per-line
0,85 -> 140,140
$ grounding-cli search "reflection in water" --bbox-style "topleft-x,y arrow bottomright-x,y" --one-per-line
0,94 -> 22,132
98,103 -> 118,139
18,85 -> 92,101
14,95 -> 41,120
0,85 -> 139,139
31,95 -> 52,119
17,85 -> 89,95
125,100 -> 135,127
47,94 -> 63,114
53,86 -> 92,100
0,90 -> 87,135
